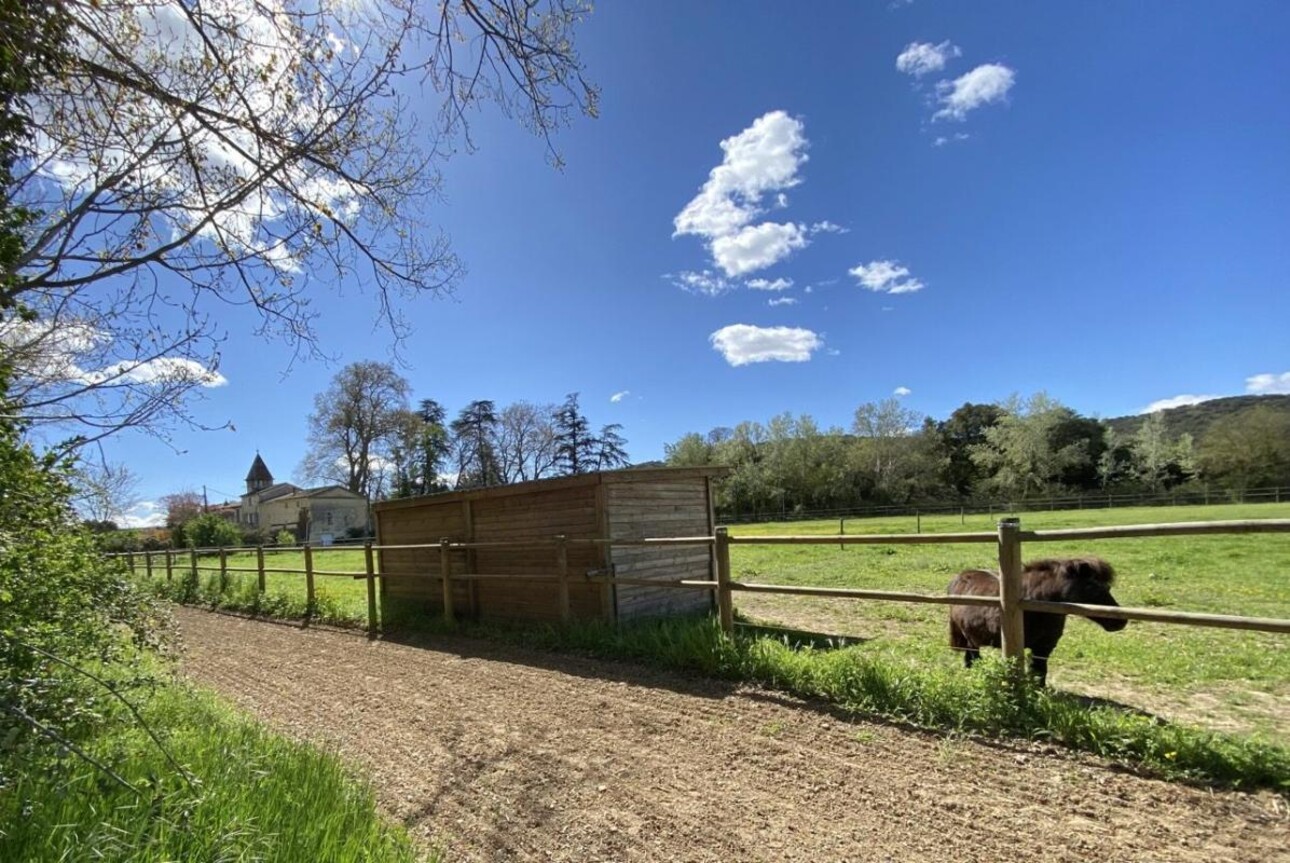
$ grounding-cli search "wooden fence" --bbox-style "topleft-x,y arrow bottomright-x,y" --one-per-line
119,517 -> 1290,663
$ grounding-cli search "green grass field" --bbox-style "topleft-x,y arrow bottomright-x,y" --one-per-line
728,502 -> 1290,739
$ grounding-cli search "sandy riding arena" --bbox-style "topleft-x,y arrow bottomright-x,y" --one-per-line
175,608 -> 1288,863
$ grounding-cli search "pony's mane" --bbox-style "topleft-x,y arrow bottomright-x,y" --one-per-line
1025,557 -> 1116,586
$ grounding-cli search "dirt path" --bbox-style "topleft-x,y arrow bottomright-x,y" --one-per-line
175,608 -> 1288,863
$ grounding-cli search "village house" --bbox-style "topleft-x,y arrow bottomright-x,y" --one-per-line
218,455 -> 369,543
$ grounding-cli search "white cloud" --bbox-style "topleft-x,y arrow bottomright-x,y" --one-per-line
0,319 -> 226,389
709,324 -> 822,367
116,500 -> 166,529
1139,394 -> 1220,414
673,111 -> 813,276
85,358 -> 228,388
1246,371 -> 1290,395
848,260 -> 925,294
768,297 -> 798,307
934,63 -> 1016,121
896,41 -> 961,78
668,270 -> 732,297
610,390 -> 630,403
809,220 -> 848,234
710,222 -> 807,277
932,133 -> 971,147
893,386 -> 912,397
746,277 -> 794,291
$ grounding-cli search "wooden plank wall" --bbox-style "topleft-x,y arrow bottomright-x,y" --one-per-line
606,476 -> 713,620
471,485 -> 603,621
377,501 -> 473,614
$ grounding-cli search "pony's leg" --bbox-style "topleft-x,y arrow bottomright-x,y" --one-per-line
963,648 -> 980,669
1029,654 -> 1049,687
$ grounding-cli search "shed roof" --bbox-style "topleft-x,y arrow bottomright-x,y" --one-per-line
372,466 -> 727,513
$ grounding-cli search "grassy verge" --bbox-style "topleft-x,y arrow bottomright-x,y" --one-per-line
0,679 -> 426,862
152,567 -> 368,627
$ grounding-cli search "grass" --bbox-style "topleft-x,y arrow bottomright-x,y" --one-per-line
729,501 -> 1290,738
149,546 -> 372,626
0,680 -> 426,862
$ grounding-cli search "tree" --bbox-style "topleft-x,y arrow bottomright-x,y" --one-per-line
73,455 -> 140,522
389,398 -> 453,498
851,398 -> 926,500
1197,406 -> 1290,492
970,393 -> 1091,498
593,423 -> 630,471
1129,412 -> 1195,492
665,433 -> 714,467
2,0 -> 596,443
553,392 -> 596,475
299,361 -> 411,499
932,402 -> 1004,496
161,489 -> 204,528
496,401 -> 558,483
451,400 -> 501,489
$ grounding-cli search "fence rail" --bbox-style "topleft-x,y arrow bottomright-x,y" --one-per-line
114,518 -> 1290,663
718,485 -> 1290,525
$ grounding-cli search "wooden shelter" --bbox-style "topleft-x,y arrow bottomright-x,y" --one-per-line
373,467 -> 726,623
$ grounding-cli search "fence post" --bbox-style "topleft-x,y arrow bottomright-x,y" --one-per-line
189,548 -> 198,581
144,551 -> 153,580
839,517 -> 845,552
256,545 -> 266,593
996,517 -> 1025,670
364,541 -> 377,637
303,543 -> 315,618
164,549 -> 173,582
218,547 -> 228,592
127,550 -> 135,574
715,526 -> 734,635
916,511 -> 921,534
555,534 -> 571,623
439,538 -> 454,623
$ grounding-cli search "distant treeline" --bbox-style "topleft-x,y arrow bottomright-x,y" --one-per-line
664,393 -> 1290,517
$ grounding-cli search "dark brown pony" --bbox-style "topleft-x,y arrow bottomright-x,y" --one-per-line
948,557 -> 1127,685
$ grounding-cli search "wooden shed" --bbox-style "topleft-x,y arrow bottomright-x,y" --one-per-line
373,467 -> 726,624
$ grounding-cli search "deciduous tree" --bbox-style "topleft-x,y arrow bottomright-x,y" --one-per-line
2,0 -> 596,443
299,361 -> 411,498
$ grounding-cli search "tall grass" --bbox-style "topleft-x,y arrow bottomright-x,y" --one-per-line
0,683 -> 426,862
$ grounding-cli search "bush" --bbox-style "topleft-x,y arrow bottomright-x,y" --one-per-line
96,529 -> 142,553
274,529 -> 296,546
140,532 -> 170,551
182,514 -> 242,548
0,395 -> 162,768
239,526 -> 270,547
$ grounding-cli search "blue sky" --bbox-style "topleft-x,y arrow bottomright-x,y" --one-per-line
104,0 -> 1290,523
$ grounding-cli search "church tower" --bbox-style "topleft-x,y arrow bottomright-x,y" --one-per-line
246,453 -> 273,495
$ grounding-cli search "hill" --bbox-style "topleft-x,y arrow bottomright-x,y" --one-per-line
1105,394 -> 1290,440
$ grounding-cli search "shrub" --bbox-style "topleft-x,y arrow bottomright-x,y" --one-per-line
239,526 -> 270,547
182,513 -> 242,548
0,393 -> 162,766
274,529 -> 296,546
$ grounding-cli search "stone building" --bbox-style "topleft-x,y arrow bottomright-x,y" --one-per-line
230,454 -> 369,542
